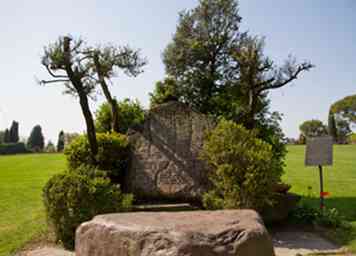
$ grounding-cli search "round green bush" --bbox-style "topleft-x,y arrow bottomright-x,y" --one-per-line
43,168 -> 133,250
201,119 -> 282,211
64,132 -> 129,182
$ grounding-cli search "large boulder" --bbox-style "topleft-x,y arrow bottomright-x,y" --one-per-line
76,210 -> 275,256
126,101 -> 215,201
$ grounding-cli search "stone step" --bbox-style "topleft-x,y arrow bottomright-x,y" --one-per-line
132,203 -> 199,212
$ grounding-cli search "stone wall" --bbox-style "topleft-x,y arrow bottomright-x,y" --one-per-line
126,101 -> 215,201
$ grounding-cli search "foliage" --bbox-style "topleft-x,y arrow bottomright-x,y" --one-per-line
0,143 -> 28,155
27,125 -> 45,152
64,133 -> 129,183
289,203 -> 351,229
95,98 -> 145,134
201,119 -> 282,211
299,119 -> 328,138
43,168 -> 133,249
162,0 -> 312,124
149,78 -> 180,108
57,130 -> 65,152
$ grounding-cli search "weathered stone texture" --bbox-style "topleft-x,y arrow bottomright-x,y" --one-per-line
126,101 -> 215,200
76,210 -> 275,256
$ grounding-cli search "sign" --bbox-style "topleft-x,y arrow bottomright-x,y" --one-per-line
305,136 -> 333,166
304,136 -> 333,210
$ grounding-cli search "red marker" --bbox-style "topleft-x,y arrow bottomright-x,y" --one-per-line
320,192 -> 330,197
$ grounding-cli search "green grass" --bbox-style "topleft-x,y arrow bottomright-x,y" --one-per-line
284,144 -> 356,251
0,153 -> 65,256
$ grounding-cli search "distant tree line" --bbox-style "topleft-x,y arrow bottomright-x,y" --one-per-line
0,121 -> 79,154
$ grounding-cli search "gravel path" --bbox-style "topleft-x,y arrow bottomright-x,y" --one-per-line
273,231 -> 346,256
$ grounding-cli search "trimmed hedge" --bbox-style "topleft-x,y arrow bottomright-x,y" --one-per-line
0,143 -> 28,155
64,133 -> 129,184
43,168 -> 133,250
201,119 -> 282,211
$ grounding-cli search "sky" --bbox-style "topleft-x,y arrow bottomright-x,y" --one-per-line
0,0 -> 355,143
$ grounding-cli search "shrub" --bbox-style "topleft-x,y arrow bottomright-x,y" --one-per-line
201,119 -> 282,211
43,168 -> 133,250
0,143 -> 28,155
289,203 -> 351,229
64,133 -> 129,183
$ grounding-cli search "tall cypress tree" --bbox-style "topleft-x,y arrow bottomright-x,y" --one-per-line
9,121 -> 19,143
27,125 -> 45,152
57,130 -> 65,152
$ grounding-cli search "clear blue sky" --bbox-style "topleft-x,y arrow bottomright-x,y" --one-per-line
0,0 -> 355,143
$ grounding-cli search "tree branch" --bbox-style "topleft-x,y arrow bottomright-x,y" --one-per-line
43,64 -> 69,79
40,79 -> 70,85
257,62 -> 313,94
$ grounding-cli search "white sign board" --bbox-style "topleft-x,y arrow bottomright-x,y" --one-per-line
305,136 -> 333,166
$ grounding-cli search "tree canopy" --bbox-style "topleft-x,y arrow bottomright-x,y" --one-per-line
161,0 -> 313,128
299,119 -> 328,138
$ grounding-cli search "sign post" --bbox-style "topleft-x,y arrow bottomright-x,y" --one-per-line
305,136 -> 333,210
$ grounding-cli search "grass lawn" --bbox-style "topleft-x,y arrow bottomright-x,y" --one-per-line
0,153 -> 65,256
284,144 -> 356,252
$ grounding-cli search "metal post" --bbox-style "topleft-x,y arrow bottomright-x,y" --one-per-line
319,165 -> 324,210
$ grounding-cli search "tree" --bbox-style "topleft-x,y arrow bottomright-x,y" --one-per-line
95,98 -> 145,134
57,130 -> 65,152
162,0 -> 313,127
9,121 -> 19,143
90,46 -> 146,133
299,120 -> 328,138
40,36 -> 146,160
27,125 -> 45,152
40,36 -> 98,162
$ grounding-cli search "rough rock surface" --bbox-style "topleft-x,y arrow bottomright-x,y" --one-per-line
127,101 -> 215,201
76,210 -> 275,256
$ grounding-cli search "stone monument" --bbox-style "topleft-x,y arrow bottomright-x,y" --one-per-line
126,101 -> 215,202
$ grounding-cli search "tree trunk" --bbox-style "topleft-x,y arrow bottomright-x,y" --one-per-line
63,37 -> 98,163
93,53 -> 120,133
